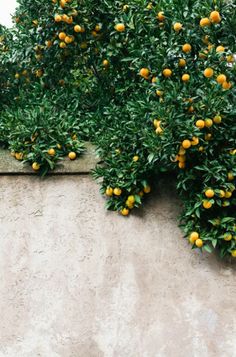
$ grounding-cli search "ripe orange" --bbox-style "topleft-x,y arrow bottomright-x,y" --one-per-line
216,45 -> 225,53
103,59 -> 109,67
162,68 -> 172,77
121,208 -> 129,216
182,140 -> 191,149
182,74 -> 190,82
210,11 -> 221,24
173,22 -> 183,32
114,187 -> 122,196
191,137 -> 199,146
196,120 -> 205,129
195,239 -> 203,248
202,200 -> 212,209
178,59 -> 186,67
200,18 -> 211,27
68,152 -> 77,160
205,189 -> 215,198
190,232 -> 199,242
157,12 -> 165,21
65,36 -> 74,44
15,152 -> 23,161
222,81 -> 232,90
216,74 -> 227,84
133,155 -> 139,162
204,68 -> 214,78
105,187 -> 113,197
115,23 -> 125,32
54,14 -> 62,22
48,148 -> 56,156
182,43 -> 192,53
58,32 -> 66,40
205,119 -> 213,127
127,195 -> 135,204
139,68 -> 150,79
32,162 -> 40,171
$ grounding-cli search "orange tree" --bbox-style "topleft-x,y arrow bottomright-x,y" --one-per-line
1,0 -> 236,257
86,0 -> 236,257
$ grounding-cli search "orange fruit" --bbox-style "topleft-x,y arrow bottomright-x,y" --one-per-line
59,42 -> 66,49
54,14 -> 62,22
226,55 -> 235,63
15,152 -> 23,161
213,115 -> 222,124
127,195 -> 135,204
222,81 -> 232,90
200,18 -> 211,27
68,152 -> 76,160
182,139 -> 191,149
139,68 -> 150,79
32,162 -> 40,171
225,191 -> 232,198
205,119 -> 213,127
216,45 -> 225,53
103,59 -> 109,67
216,74 -> 227,84
210,11 -> 221,24
224,233 -> 232,241
205,189 -> 215,198
115,23 -> 125,32
105,187 -> 113,197
182,74 -> 190,82
182,43 -> 192,53
121,208 -> 129,216
231,250 -> 236,257
173,22 -> 183,32
191,137 -> 199,146
48,148 -> 56,156
133,155 -> 139,162
204,68 -> 214,78
58,32 -> 66,40
114,187 -> 122,196
202,200 -> 212,209
65,36 -> 74,44
190,232 -> 199,242
157,12 -> 165,21
196,120 -> 205,129
195,239 -> 203,248
178,59 -> 186,67
162,68 -> 172,77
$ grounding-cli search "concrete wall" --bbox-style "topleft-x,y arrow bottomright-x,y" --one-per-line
0,175 -> 236,357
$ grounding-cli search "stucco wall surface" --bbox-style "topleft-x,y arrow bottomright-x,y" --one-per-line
0,175 -> 235,357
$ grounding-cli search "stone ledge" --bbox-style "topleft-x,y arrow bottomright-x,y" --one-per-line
0,142 -> 99,175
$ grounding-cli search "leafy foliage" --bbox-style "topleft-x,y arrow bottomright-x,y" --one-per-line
0,0 -> 236,257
